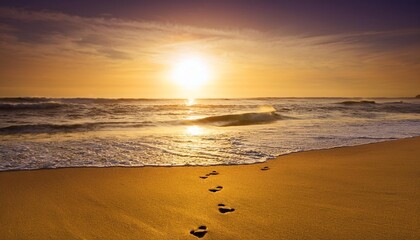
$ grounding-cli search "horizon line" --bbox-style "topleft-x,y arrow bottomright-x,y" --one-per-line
0,96 -> 418,100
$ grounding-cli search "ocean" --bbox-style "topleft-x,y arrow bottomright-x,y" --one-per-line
0,97 -> 419,171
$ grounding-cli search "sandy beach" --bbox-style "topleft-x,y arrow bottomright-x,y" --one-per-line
0,137 -> 419,239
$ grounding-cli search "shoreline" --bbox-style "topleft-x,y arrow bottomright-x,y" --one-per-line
1,137 -> 419,239
1,136 -> 418,173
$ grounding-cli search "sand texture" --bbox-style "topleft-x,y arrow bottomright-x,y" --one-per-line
0,137 -> 419,239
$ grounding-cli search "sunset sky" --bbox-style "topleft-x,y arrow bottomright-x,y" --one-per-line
0,0 -> 419,98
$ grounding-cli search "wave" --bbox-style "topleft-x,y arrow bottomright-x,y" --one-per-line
188,110 -> 286,127
0,121 -> 153,134
338,100 -> 376,105
0,97 -> 53,103
331,101 -> 420,114
0,97 -> 190,104
0,102 -> 68,110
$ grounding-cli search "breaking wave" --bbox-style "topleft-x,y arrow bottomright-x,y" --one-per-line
338,100 -> 376,105
0,121 -> 153,134
0,102 -> 68,110
189,110 -> 286,127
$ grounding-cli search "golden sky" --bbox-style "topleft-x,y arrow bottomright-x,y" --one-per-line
0,6 -> 419,98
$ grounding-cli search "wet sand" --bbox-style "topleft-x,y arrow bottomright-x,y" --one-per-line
0,137 -> 419,239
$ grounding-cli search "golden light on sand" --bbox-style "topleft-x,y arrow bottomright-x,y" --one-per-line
171,55 -> 211,90
186,125 -> 203,136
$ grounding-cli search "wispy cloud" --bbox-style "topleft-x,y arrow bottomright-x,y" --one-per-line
1,7 -> 419,66
0,7 -> 245,62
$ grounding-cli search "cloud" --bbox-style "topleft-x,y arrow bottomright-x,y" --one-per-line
0,6 -> 419,92
0,7 -> 246,63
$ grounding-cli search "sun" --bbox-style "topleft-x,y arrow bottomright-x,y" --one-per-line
170,55 -> 211,90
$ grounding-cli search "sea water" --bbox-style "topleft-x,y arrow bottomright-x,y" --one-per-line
0,98 -> 419,171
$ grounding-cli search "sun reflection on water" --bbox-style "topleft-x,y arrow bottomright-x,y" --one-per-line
186,125 -> 203,136
185,98 -> 195,106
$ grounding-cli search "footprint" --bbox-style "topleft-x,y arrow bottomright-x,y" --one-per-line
190,225 -> 208,238
206,170 -> 219,176
209,186 -> 223,192
261,166 -> 270,171
200,171 -> 219,179
218,204 -> 235,214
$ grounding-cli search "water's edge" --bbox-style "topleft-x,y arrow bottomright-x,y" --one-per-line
1,136 -> 418,173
